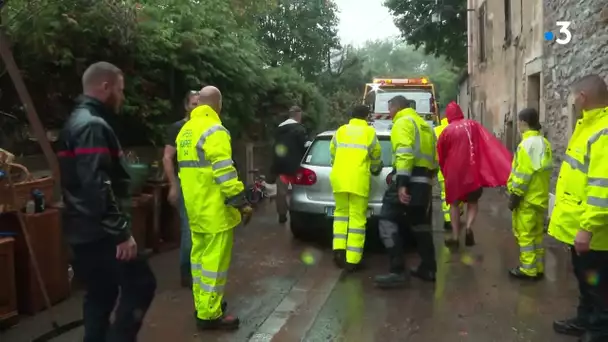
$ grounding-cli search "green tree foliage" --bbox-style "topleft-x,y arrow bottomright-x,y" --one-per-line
384,0 -> 467,68
0,0 -> 459,151
257,0 -> 340,81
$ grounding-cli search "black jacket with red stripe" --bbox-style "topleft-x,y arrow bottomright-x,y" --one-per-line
57,95 -> 132,245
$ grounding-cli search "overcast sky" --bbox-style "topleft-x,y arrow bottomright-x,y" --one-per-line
334,0 -> 401,46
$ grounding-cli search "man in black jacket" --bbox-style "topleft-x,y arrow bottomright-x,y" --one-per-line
271,106 -> 310,223
57,61 -> 156,342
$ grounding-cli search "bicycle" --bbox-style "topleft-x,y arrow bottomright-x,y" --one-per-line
246,169 -> 272,204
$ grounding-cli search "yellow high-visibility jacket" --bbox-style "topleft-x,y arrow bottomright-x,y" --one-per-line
392,108 -> 437,182
176,105 -> 244,233
329,118 -> 382,197
507,130 -> 552,207
434,118 -> 449,182
549,106 -> 608,250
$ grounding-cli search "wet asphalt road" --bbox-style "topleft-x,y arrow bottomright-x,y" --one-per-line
2,189 -> 580,342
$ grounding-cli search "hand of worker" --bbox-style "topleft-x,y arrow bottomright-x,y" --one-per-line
398,187 -> 411,205
116,236 -> 138,261
574,230 -> 592,255
167,185 -> 179,207
508,194 -> 522,211
240,205 -> 253,225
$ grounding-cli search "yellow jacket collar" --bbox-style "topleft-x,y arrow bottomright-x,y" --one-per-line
190,105 -> 221,123
582,106 -> 608,121
349,118 -> 368,126
522,130 -> 541,139
393,108 -> 417,122
440,118 -> 448,126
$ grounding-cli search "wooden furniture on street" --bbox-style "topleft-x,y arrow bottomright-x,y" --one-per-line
131,193 -> 153,254
143,181 -> 179,252
2,209 -> 70,314
0,237 -> 18,328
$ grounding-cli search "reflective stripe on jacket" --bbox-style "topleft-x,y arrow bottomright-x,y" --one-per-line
329,118 -> 382,197
176,105 -> 244,233
507,130 -> 552,208
549,106 -> 608,250
391,108 -> 437,188
434,118 -> 449,182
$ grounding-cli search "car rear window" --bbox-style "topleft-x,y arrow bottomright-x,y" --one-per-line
303,136 -> 393,167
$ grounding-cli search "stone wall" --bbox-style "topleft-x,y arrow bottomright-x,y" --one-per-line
468,0 -> 544,151
543,0 -> 608,188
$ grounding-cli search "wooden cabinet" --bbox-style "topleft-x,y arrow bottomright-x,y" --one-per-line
0,237 -> 18,327
2,209 -> 70,314
131,194 -> 153,253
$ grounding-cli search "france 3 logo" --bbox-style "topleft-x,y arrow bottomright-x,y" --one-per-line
544,21 -> 572,45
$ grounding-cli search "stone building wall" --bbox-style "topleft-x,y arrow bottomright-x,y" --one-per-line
468,0 -> 544,151
543,0 -> 608,188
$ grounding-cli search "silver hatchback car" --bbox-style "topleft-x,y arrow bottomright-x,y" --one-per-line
288,120 -> 415,248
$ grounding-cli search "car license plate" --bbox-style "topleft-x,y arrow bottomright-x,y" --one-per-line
325,207 -> 373,218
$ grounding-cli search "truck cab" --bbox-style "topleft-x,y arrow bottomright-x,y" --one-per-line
363,77 -> 440,128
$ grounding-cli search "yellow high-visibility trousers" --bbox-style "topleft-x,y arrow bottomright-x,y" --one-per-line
332,192 -> 368,264
191,228 -> 234,320
440,179 -> 451,223
512,202 -> 545,276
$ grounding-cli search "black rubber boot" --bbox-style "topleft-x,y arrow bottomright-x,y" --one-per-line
410,267 -> 436,282
509,267 -> 541,281
194,301 -> 227,319
443,221 -> 452,231
374,245 -> 408,288
374,272 -> 409,288
553,317 -> 587,336
333,249 -> 346,269
344,261 -> 365,273
278,214 -> 288,224
465,229 -> 476,246
196,314 -> 240,330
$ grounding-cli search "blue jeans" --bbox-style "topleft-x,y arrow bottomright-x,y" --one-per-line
176,178 -> 192,277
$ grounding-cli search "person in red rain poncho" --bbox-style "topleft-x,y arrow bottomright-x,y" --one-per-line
437,101 -> 512,249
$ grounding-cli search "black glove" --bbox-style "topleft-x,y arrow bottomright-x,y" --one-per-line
225,191 -> 249,209
508,194 -> 522,211
371,162 -> 383,176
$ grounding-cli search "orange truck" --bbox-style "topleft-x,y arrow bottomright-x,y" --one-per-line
362,77 -> 441,127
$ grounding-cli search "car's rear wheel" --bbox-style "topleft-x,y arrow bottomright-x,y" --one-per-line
290,219 -> 313,241
289,211 -> 329,243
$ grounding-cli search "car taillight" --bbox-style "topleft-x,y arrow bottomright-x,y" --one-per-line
386,173 -> 393,185
294,167 -> 317,186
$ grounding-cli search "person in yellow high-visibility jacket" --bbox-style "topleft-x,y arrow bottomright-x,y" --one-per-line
548,75 -> 608,341
434,117 -> 463,231
506,108 -> 552,280
330,105 -> 382,271
176,86 -> 251,331
374,96 -> 438,288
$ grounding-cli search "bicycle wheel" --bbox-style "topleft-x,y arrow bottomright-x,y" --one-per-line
246,187 -> 262,204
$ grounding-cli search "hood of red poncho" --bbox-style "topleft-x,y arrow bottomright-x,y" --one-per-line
446,101 -> 465,123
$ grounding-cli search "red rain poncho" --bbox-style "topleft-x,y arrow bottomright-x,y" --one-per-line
437,102 -> 513,203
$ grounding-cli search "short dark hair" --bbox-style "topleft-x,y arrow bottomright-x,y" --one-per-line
571,74 -> 608,99
352,105 -> 370,119
518,108 -> 542,130
289,106 -> 302,116
388,95 -> 409,109
82,61 -> 122,89
184,90 -> 199,106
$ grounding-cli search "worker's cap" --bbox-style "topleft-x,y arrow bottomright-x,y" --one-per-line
352,105 -> 371,118
517,108 -> 542,130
